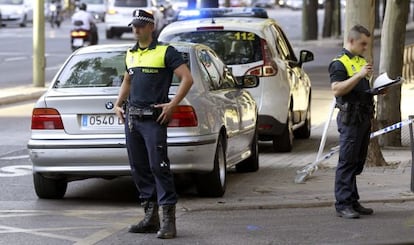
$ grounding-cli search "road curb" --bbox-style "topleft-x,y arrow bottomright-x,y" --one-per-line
179,197 -> 414,212
0,90 -> 45,106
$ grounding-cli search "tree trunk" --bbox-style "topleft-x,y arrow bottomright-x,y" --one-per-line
375,0 -> 381,29
344,0 -> 387,167
332,0 -> 341,38
377,0 -> 409,147
302,0 -> 318,40
322,0 -> 333,37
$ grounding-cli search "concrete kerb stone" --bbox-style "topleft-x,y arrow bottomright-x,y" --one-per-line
0,85 -> 47,106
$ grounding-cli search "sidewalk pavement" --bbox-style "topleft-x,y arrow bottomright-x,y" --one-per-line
2,40 -> 414,213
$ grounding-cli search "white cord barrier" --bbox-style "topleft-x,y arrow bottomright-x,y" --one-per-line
294,115 -> 414,184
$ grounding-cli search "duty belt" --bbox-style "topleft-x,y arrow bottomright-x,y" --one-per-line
127,105 -> 162,131
128,106 -> 154,118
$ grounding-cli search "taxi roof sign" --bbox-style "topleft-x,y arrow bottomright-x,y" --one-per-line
177,7 -> 268,21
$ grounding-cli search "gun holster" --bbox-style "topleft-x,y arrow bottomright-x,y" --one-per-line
336,102 -> 352,125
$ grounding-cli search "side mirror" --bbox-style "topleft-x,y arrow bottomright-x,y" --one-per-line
239,75 -> 259,88
299,50 -> 314,66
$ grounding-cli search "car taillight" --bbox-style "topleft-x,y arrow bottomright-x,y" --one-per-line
246,39 -> 278,77
31,108 -> 64,130
71,31 -> 87,37
168,106 -> 198,127
107,9 -> 117,15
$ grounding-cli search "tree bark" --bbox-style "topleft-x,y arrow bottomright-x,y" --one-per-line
322,0 -> 333,37
377,0 -> 409,147
302,0 -> 318,40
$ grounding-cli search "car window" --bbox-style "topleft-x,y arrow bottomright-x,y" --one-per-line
197,49 -> 235,90
171,52 -> 190,86
270,25 -> 297,61
114,0 -> 148,7
166,31 -> 263,65
54,52 -> 125,88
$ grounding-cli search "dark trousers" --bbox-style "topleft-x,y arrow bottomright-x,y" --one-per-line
335,111 -> 371,210
125,116 -> 177,206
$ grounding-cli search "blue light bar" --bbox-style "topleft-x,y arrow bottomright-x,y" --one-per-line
177,7 -> 268,21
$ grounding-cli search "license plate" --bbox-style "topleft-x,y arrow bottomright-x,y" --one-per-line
81,114 -> 123,128
73,38 -> 84,47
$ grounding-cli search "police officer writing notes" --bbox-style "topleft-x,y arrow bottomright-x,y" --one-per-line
329,24 -> 375,219
114,9 -> 193,239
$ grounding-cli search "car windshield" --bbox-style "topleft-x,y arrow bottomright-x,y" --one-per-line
0,0 -> 23,4
166,31 -> 263,65
54,52 -> 126,88
114,0 -> 148,7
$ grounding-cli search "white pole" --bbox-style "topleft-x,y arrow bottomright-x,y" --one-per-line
315,98 -> 336,162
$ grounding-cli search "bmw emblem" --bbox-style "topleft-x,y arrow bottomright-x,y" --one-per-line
105,102 -> 114,110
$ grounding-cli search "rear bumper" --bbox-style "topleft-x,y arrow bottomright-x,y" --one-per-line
257,114 -> 285,139
28,134 -> 217,176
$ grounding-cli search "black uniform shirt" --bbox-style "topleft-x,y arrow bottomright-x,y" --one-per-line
126,40 -> 186,108
328,48 -> 373,105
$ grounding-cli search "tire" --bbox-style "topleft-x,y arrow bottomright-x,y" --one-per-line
293,104 -> 311,139
33,173 -> 67,199
19,15 -> 27,27
236,127 -> 259,172
196,135 -> 227,197
272,111 -> 293,152
106,30 -> 114,39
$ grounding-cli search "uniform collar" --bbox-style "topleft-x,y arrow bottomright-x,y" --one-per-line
342,48 -> 355,59
342,48 -> 366,60
130,39 -> 158,52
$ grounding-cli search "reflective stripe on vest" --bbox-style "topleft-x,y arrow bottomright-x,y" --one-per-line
125,45 -> 168,69
333,54 -> 367,77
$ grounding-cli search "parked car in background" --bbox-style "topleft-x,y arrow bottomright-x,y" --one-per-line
105,0 -> 163,39
159,8 -> 314,152
252,0 -> 275,8
82,0 -> 106,22
0,0 -> 33,27
28,42 -> 260,199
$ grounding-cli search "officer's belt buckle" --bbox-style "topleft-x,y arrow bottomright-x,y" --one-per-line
129,106 -> 153,118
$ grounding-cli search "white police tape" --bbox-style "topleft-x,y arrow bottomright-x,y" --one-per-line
370,118 -> 414,138
294,118 -> 414,184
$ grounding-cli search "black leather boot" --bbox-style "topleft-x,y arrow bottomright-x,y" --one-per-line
128,201 -> 160,233
157,205 -> 176,239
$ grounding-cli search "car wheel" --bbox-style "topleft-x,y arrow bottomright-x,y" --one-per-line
196,135 -> 226,197
106,30 -> 113,39
236,126 -> 259,172
293,103 -> 311,139
272,111 -> 293,152
33,173 -> 67,199
19,15 -> 27,27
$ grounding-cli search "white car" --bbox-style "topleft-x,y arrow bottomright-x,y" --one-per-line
158,8 -> 314,152
105,0 -> 163,39
82,0 -> 106,22
28,43 -> 259,199
0,0 -> 33,27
